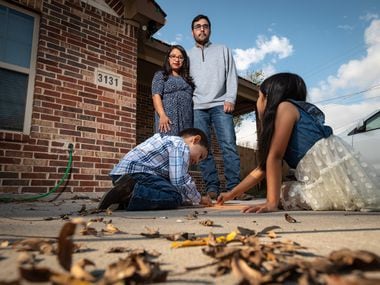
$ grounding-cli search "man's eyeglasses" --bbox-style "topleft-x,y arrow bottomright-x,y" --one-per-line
169,55 -> 184,62
193,24 -> 209,30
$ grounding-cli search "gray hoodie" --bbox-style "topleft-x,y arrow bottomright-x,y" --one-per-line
188,42 -> 238,110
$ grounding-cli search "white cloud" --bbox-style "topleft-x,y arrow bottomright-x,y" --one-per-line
309,19 -> 380,131
236,119 -> 258,149
337,24 -> 353,31
310,19 -> 380,102
360,12 -> 378,22
233,35 -> 293,71
175,33 -> 183,42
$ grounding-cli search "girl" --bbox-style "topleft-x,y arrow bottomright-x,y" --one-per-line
152,45 -> 194,136
217,73 -> 380,213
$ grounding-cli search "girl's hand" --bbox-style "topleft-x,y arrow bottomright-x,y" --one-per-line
159,115 -> 172,133
241,201 -> 278,213
216,192 -> 233,205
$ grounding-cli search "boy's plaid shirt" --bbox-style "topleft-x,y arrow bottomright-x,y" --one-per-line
110,133 -> 201,204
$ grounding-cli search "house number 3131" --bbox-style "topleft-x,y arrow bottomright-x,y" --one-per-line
95,69 -> 123,91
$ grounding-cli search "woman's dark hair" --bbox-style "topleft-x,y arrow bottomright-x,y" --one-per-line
162,45 -> 194,89
179,128 -> 209,150
257,72 -> 307,170
191,14 -> 211,30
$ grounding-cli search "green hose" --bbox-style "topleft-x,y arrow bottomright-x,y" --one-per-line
0,144 -> 74,203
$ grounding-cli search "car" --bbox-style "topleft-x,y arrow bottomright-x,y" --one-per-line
338,109 -> 380,171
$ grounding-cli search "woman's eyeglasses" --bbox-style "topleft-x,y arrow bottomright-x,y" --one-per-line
169,55 -> 184,62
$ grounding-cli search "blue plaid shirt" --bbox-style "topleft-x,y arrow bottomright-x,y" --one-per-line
110,133 -> 201,204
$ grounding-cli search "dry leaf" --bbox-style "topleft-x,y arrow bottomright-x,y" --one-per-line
258,225 -> 281,236
70,258 -> 95,281
1,240 -> 9,248
102,251 -> 168,284
89,217 -> 103,223
12,238 -> 56,254
17,252 -> 36,265
199,219 -> 214,227
237,226 -> 256,237
329,248 -> 380,270
19,266 -> 53,282
106,247 -> 131,253
101,223 -> 124,235
267,230 -> 277,239
80,222 -> 99,236
58,219 -> 84,271
141,227 -> 160,238
285,213 -> 297,223
231,253 -> 262,283
164,232 -> 195,241
325,274 -> 380,285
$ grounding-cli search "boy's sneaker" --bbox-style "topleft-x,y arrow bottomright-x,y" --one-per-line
98,174 -> 136,210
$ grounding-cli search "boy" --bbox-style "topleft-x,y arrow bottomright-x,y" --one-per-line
98,128 -> 212,210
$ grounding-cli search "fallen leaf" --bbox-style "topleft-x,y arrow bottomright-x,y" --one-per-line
329,248 -> 380,270
70,258 -> 95,281
58,219 -> 84,271
101,223 -> 124,235
17,252 -> 36,265
325,274 -> 380,285
106,247 -> 131,253
258,225 -> 281,236
267,230 -> 277,239
237,226 -> 256,237
285,213 -> 297,223
164,232 -> 195,241
13,238 -> 56,254
231,253 -> 262,283
141,227 -> 160,238
19,266 -> 53,282
199,219 -> 214,227
1,240 -> 9,248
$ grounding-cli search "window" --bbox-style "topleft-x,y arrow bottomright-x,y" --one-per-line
365,111 -> 380,132
0,1 -> 39,134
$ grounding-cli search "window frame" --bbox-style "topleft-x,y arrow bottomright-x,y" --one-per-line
0,0 -> 40,135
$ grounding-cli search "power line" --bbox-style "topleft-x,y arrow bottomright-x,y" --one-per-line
311,84 -> 380,105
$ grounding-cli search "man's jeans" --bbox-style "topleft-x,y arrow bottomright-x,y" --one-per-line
119,173 -> 182,211
194,106 -> 240,194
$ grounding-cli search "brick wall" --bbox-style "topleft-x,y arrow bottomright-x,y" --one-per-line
0,0 -> 138,195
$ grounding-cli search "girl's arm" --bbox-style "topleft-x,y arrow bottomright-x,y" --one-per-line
216,167 -> 265,204
242,102 -> 299,213
152,95 -> 172,133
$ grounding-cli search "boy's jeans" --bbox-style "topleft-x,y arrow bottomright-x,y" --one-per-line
125,173 -> 182,211
194,106 -> 241,195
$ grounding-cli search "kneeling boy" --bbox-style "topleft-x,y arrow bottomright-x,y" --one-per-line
98,128 -> 211,210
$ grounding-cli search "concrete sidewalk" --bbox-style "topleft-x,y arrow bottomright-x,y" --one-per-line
0,195 -> 379,284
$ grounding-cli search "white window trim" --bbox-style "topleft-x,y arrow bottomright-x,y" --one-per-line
0,0 -> 39,135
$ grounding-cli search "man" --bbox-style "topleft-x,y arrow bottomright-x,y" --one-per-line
188,14 -> 241,199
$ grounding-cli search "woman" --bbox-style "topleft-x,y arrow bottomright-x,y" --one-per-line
151,45 -> 194,135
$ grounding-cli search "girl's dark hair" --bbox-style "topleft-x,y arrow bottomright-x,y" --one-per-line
179,128 -> 209,150
191,14 -> 211,30
162,45 -> 194,89
258,72 -> 307,170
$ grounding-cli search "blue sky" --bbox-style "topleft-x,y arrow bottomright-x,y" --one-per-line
155,0 -> 380,147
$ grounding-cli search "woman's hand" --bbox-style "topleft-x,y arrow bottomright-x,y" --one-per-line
159,115 -> 172,133
241,201 -> 278,213
216,192 -> 234,205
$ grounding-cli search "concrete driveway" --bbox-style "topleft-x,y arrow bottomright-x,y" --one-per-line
0,195 -> 379,284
